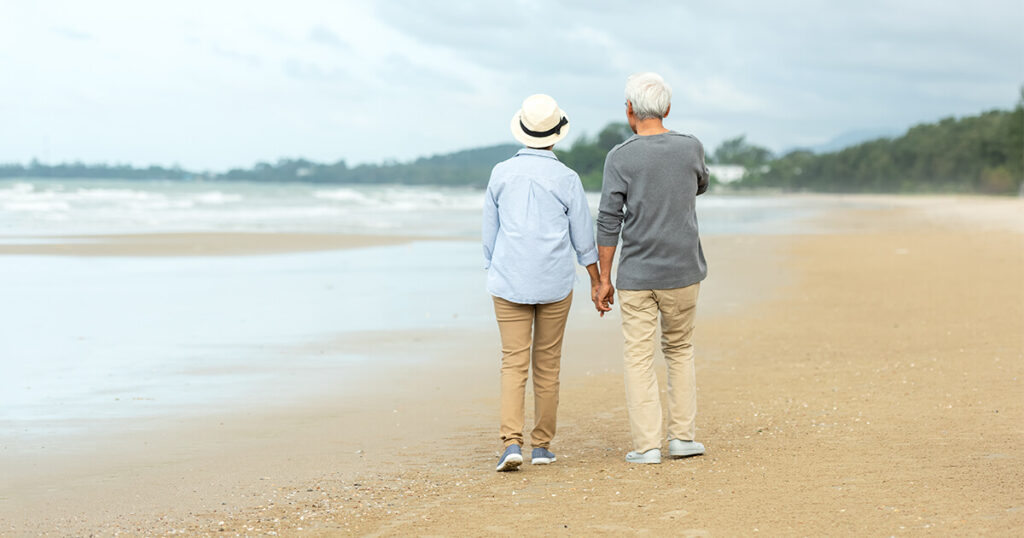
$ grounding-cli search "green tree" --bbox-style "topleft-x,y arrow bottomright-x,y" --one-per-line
713,135 -> 774,168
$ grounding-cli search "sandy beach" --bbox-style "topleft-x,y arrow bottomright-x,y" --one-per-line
0,232 -> 421,257
2,198 -> 1022,536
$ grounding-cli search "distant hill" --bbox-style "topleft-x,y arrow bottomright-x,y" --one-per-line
0,143 -> 522,189
735,96 -> 1023,195
218,143 -> 522,187
3,98 -> 1020,194
790,127 -> 902,154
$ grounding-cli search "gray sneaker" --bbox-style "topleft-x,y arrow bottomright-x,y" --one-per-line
531,447 -> 556,465
496,445 -> 523,472
625,448 -> 661,464
668,439 -> 705,458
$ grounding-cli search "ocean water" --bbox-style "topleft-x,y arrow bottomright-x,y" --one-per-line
0,178 -> 856,238
0,179 -> 873,434
0,242 -> 491,430
0,179 -> 487,237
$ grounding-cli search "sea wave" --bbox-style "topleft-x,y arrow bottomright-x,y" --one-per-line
0,179 -> 489,235
312,188 -> 374,204
3,200 -> 72,212
193,191 -> 243,205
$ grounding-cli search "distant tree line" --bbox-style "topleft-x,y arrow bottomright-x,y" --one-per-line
555,122 -> 635,190
3,96 -> 1020,194
726,93 -> 1023,195
0,161 -> 193,180
217,143 -> 523,188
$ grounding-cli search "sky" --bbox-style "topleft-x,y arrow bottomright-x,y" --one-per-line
1,0 -> 1022,171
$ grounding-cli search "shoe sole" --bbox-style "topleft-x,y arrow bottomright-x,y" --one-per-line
625,452 -> 661,464
496,454 -> 523,472
531,457 -> 555,465
671,440 -> 704,457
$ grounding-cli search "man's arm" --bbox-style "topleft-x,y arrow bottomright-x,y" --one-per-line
595,245 -> 616,316
697,142 -> 710,196
595,152 -> 625,315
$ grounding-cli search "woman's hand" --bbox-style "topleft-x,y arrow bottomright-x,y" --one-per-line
585,262 -> 613,316
594,280 -> 614,317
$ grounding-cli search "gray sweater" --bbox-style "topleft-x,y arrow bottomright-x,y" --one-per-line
596,131 -> 709,290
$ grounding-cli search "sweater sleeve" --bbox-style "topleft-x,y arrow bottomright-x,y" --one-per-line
596,151 -> 626,247
696,142 -> 709,196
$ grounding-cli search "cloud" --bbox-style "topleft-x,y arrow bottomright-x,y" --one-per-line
376,54 -> 474,93
51,26 -> 92,41
308,24 -> 348,48
372,1 -> 629,78
208,43 -> 262,68
1,0 -> 1021,169
282,57 -> 350,83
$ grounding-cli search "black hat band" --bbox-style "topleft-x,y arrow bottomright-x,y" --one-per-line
519,116 -> 568,138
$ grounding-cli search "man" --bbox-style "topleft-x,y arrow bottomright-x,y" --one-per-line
594,72 -> 709,464
484,94 -> 600,472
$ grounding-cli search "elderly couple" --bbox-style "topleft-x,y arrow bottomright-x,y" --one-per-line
483,72 -> 710,472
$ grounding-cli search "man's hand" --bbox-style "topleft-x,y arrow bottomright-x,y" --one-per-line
594,280 -> 614,317
595,245 -> 618,317
585,262 -> 610,316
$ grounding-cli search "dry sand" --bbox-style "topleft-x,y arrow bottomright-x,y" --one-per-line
2,198 -> 1022,536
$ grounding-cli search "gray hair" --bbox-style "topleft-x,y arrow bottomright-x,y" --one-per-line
625,72 -> 672,120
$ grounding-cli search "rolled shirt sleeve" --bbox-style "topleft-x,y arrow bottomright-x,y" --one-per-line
567,174 -> 598,266
481,178 -> 499,269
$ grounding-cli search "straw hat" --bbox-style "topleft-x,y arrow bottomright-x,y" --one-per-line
510,94 -> 570,147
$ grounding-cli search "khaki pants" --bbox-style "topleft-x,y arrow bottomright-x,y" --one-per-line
492,292 -> 572,449
619,284 -> 700,452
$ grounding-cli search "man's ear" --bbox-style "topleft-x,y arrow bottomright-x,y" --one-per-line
664,104 -> 671,118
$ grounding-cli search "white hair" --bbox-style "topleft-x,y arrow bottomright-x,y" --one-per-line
625,72 -> 672,120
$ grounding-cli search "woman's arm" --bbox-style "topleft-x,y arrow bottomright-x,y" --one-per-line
482,183 -> 499,269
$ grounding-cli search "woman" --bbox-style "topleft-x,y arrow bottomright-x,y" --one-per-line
482,94 -> 600,472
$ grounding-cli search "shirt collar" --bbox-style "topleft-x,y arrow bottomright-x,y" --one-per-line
515,148 -> 559,160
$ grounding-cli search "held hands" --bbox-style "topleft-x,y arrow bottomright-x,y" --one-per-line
584,261 -> 613,317
591,279 -> 615,317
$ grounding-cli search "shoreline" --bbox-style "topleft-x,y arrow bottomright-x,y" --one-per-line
0,232 -> 430,257
2,199 -> 1022,535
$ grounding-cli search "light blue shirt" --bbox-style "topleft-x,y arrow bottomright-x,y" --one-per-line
482,148 -> 598,304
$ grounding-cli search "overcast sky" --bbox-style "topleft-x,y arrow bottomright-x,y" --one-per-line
2,1 -> 1021,170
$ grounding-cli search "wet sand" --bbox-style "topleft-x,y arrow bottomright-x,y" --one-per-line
2,198 -> 1022,536
0,232 -> 422,256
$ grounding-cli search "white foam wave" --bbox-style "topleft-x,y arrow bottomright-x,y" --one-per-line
193,192 -> 243,205
68,188 -> 160,201
0,179 -> 489,236
313,188 -> 373,203
3,201 -> 72,212
0,182 -> 36,197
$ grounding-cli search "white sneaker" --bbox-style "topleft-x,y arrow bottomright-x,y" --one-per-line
625,448 -> 661,464
668,439 -> 705,458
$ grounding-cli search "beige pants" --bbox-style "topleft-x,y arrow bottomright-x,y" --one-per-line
619,284 -> 700,452
492,292 -> 572,448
